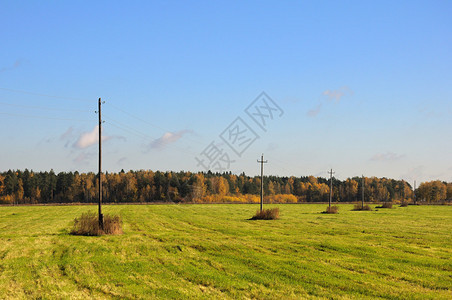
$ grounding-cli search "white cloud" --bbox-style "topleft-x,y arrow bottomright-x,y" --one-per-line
146,130 -> 192,150
370,152 -> 406,162
74,125 -> 107,149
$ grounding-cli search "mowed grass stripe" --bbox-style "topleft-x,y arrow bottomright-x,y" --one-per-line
0,204 -> 451,299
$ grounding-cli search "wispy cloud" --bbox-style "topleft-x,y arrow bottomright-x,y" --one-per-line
307,103 -> 322,117
117,157 -> 127,165
399,166 -> 426,183
322,86 -> 353,102
370,152 -> 406,162
0,59 -> 23,73
307,86 -> 353,117
72,152 -> 95,164
266,142 -> 278,152
60,127 -> 74,140
59,127 -> 75,148
146,130 -> 192,151
418,106 -> 444,118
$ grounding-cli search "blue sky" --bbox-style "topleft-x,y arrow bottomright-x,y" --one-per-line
1,1 -> 451,183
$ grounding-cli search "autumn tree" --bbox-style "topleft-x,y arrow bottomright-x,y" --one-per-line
447,183 -> 452,200
1,169 -> 449,205
0,174 -> 5,195
417,181 -> 447,203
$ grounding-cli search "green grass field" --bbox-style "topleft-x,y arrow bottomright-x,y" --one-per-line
0,204 -> 451,299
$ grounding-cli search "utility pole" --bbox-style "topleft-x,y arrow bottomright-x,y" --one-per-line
328,169 -> 334,208
362,175 -> 365,209
97,98 -> 104,230
414,180 -> 416,205
257,154 -> 268,212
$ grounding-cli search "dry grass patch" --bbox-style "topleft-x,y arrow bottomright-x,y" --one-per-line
71,211 -> 123,236
250,208 -> 280,220
352,204 -> 372,211
375,202 -> 393,209
323,205 -> 339,214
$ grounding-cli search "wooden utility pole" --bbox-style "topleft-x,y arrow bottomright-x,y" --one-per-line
362,175 -> 365,209
328,169 -> 334,208
257,154 -> 268,212
98,98 -> 104,230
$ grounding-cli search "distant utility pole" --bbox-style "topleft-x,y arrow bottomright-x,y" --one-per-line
257,154 -> 268,212
362,175 -> 365,209
414,180 -> 416,205
97,98 -> 104,230
328,169 -> 335,208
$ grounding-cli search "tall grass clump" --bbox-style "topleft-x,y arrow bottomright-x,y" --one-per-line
323,205 -> 339,214
376,202 -> 393,209
352,204 -> 372,211
250,208 -> 280,220
71,211 -> 123,236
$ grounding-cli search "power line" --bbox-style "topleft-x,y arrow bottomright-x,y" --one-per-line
0,87 -> 92,103
108,102 -> 204,147
103,115 -> 199,157
0,111 -> 92,122
104,114 -> 154,140
0,101 -> 91,113
108,103 -> 168,132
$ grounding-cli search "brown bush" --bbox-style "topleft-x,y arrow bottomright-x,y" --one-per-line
250,208 -> 280,220
352,204 -> 372,211
400,202 -> 408,207
71,211 -> 123,236
323,205 -> 339,214
375,202 -> 393,209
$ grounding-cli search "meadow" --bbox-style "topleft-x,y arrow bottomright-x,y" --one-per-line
0,204 -> 451,299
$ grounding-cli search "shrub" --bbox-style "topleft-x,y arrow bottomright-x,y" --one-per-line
250,208 -> 280,220
323,205 -> 339,214
375,202 -> 393,209
400,202 -> 408,207
71,211 -> 123,236
0,195 -> 14,205
352,204 -> 372,211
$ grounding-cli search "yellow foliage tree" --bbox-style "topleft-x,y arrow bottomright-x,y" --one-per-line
417,181 -> 447,203
0,174 -> 5,196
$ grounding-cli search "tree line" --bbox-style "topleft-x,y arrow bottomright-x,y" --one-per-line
0,169 -> 451,205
